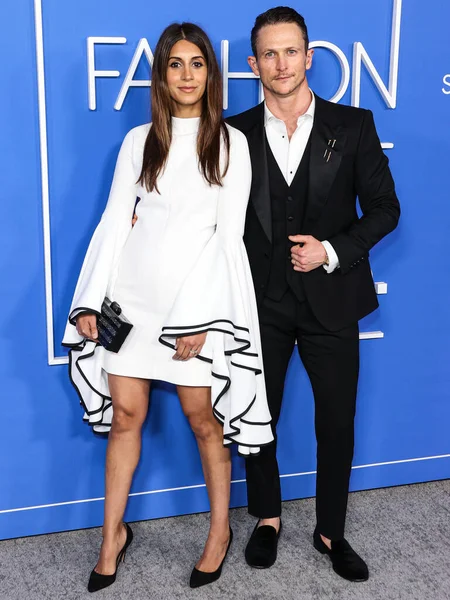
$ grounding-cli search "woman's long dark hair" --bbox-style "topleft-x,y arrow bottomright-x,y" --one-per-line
138,23 -> 230,193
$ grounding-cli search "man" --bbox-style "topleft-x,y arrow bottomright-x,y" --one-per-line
226,6 -> 400,582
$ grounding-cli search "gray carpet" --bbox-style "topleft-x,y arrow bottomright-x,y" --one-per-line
0,481 -> 449,600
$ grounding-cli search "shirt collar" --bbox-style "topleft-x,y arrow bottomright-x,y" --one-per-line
264,90 -> 315,127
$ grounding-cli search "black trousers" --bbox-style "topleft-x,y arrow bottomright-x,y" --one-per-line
246,290 -> 360,540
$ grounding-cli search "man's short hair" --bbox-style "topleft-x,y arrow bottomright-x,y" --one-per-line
251,6 -> 309,57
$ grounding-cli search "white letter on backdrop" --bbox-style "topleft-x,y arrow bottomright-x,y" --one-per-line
115,38 -> 154,111
87,36 -> 126,110
352,0 -> 402,108
308,41 -> 351,103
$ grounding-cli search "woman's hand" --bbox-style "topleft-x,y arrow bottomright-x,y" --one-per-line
76,314 -> 98,341
173,332 -> 207,361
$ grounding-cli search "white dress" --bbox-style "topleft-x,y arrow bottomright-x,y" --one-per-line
62,117 -> 273,455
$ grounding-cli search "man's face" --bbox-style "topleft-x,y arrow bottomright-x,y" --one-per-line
248,23 -> 313,98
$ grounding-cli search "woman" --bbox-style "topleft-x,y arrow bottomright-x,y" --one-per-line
62,22 -> 273,592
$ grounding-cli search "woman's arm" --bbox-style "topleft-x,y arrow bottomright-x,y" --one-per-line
100,127 -> 142,225
215,127 -> 252,243
64,126 -> 144,338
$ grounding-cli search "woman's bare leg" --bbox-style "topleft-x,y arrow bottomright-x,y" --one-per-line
177,385 -> 231,572
94,374 -> 150,575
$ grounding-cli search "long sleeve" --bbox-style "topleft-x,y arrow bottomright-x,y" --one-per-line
62,127 -> 142,344
159,127 -> 274,455
327,110 -> 400,274
61,126 -> 145,433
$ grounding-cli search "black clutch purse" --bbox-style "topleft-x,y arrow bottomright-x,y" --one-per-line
97,297 -> 133,353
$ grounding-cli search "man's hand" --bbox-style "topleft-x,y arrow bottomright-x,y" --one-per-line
173,332 -> 207,361
132,213 -> 138,226
76,314 -> 98,341
289,235 -> 328,273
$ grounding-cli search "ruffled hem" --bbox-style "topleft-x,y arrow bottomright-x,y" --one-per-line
156,230 -> 274,456
159,319 -> 273,456
63,328 -> 273,456
62,339 -> 113,433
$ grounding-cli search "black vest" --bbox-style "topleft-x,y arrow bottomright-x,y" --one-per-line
265,135 -> 312,303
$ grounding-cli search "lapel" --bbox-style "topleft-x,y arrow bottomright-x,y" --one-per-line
244,104 -> 272,243
304,95 -> 347,230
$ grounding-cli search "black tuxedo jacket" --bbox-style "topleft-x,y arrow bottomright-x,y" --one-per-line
226,95 -> 400,331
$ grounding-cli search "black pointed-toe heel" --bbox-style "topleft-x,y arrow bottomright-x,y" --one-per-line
87,523 -> 133,593
189,527 -> 233,589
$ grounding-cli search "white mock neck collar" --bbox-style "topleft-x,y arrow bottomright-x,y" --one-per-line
171,116 -> 200,135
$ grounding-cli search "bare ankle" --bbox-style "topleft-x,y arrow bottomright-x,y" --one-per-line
102,522 -> 125,542
208,522 -> 230,539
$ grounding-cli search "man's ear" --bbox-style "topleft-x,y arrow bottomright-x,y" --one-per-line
305,48 -> 314,71
247,55 -> 260,77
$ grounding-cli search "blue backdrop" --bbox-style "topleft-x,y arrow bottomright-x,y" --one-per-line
1,0 -> 449,540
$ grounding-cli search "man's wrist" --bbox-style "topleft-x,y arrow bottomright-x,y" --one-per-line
321,240 -> 340,273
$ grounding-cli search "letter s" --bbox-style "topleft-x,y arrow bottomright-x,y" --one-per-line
443,74 -> 450,95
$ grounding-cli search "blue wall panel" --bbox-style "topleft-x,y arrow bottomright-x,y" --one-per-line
0,0 -> 449,539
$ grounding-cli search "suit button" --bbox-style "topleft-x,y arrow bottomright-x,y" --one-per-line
264,251 -> 269,258
260,284 -> 265,289
287,216 -> 294,221
287,196 -> 293,202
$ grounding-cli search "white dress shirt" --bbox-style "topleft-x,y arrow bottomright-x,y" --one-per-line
264,93 -> 339,273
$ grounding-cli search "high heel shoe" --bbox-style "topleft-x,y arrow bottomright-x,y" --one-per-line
189,527 -> 233,589
87,523 -> 133,593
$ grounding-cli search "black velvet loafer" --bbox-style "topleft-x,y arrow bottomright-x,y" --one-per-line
245,520 -> 282,569
313,527 -> 369,582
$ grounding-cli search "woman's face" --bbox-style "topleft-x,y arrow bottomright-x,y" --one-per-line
166,40 -> 208,116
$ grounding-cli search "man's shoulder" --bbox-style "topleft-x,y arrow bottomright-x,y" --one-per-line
225,103 -> 264,133
315,95 -> 369,124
